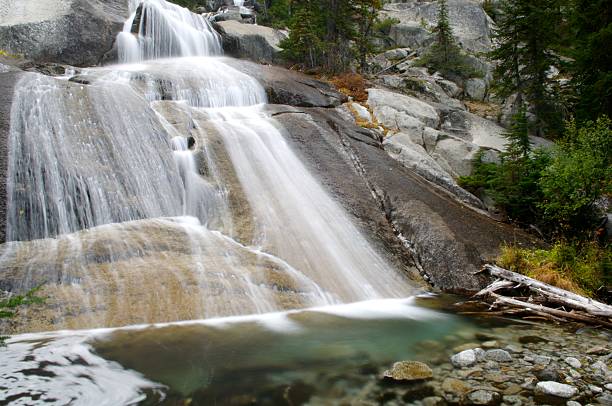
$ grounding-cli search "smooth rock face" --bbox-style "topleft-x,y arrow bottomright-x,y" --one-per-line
0,0 -> 130,66
0,70 -> 20,243
535,382 -> 578,399
382,0 -> 494,54
225,58 -> 346,107
383,361 -> 434,382
267,107 -> 536,293
214,20 -> 287,64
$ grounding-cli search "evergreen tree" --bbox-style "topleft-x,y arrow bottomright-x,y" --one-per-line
490,0 -> 564,136
279,0 -> 383,73
570,0 -> 612,122
418,0 -> 477,80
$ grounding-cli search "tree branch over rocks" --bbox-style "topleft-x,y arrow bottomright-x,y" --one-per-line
464,264 -> 612,328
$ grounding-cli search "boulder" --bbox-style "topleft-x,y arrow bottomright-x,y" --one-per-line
382,0 -> 494,54
0,0 -> 130,66
214,20 -> 287,64
368,88 -> 440,128
383,361 -> 434,382
465,78 -> 487,101
224,58 -> 346,107
388,22 -> 433,50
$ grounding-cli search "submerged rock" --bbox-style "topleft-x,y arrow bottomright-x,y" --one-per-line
485,349 -> 512,362
467,389 -> 501,405
383,361 -> 434,382
535,381 -> 578,401
451,350 -> 477,368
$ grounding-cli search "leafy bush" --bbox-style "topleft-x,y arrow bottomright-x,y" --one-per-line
498,242 -> 611,298
460,113 -> 611,238
538,117 -> 612,235
0,287 -> 45,346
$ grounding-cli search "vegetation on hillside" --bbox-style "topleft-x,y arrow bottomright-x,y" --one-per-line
416,0 -> 481,80
0,287 -> 45,346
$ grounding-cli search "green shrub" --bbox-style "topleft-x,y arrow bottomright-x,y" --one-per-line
498,242 -> 610,298
0,287 -> 45,346
538,117 -> 612,236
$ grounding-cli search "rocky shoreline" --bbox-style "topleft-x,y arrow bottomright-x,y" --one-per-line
313,322 -> 612,406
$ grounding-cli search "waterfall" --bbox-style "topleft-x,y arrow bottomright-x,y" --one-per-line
1,0 -> 416,331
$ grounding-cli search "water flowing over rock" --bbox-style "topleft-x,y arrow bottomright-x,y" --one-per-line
0,0 -> 419,332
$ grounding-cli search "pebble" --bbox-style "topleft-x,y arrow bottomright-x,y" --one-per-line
441,377 -> 471,395
534,355 -> 552,365
586,346 -> 609,355
591,360 -> 609,374
483,361 -> 500,370
451,350 -> 477,368
505,345 -> 523,354
588,385 -> 603,394
466,389 -> 501,405
567,368 -> 581,379
485,349 -> 512,362
565,357 -> 582,369
482,340 -> 499,349
421,396 -> 444,406
566,401 -> 581,406
453,343 -> 479,353
474,348 -> 486,361
535,381 -> 578,398
604,383 -> 612,391
535,368 -> 560,382
503,395 -> 523,406
519,335 -> 547,344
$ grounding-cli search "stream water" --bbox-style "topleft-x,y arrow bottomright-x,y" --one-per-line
0,1 -> 566,405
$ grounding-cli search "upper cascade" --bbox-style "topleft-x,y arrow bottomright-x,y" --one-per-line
118,0 -> 222,63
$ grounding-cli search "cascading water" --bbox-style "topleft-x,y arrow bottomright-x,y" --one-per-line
0,0 -> 417,332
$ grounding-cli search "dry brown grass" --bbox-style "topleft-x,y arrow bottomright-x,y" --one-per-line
330,73 -> 369,102
464,100 -> 501,120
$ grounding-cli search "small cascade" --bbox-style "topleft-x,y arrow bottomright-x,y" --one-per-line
1,0 -> 418,332
117,0 -> 222,63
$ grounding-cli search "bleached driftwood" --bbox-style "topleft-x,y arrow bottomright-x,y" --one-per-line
474,264 -> 612,327
482,264 -> 612,318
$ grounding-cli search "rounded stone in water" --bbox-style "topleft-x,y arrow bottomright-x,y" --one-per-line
383,361 -> 433,382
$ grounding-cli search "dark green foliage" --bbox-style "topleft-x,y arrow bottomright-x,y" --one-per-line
417,0 -> 481,80
460,115 -> 611,239
490,0 -> 564,136
570,0 -> 612,122
538,117 -> 612,235
279,0 -> 383,73
258,0 -> 293,28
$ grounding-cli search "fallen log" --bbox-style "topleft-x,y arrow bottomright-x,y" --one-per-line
481,264 -> 612,318
473,264 -> 612,327
488,292 -> 612,328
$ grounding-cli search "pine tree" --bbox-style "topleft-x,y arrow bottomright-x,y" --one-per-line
570,0 -> 612,122
490,0 -> 563,136
433,0 -> 456,66
418,0 -> 476,80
